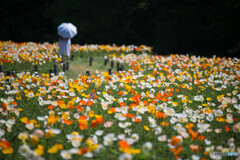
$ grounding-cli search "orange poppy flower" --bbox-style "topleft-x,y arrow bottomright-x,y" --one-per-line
127,113 -> 135,118
48,105 -> 55,109
96,115 -> 104,124
32,77 -> 38,83
175,156 -> 181,160
78,120 -> 88,130
124,80 -> 131,83
57,100 -> 65,106
122,113 -> 135,118
169,136 -> 181,146
79,116 -> 88,120
198,135 -> 205,141
225,125 -> 230,132
63,119 -> 74,125
132,95 -> 141,103
78,147 -> 88,155
161,121 -> 170,126
160,97 -> 167,102
79,100 -> 85,106
118,91 -> 124,95
151,100 -> 158,104
170,146 -> 183,155
156,92 -> 162,97
122,113 -> 128,117
108,107 -> 116,114
134,118 -> 141,122
120,102 -> 126,107
1,103 -> 7,111
12,101 -> 17,106
90,120 -> 98,128
87,101 -> 93,106
131,91 -> 137,95
0,139 -> 10,149
81,78 -> 86,83
76,105 -> 84,112
68,106 -> 75,109
155,111 -> 166,119
163,93 -> 167,97
152,70 -> 157,75
188,129 -> 199,141
118,140 -> 130,148
185,123 -> 194,129
143,100 -> 149,105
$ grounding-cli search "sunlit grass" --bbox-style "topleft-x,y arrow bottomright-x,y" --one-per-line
64,55 -> 116,79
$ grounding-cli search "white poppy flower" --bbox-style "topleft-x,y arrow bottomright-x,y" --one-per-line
119,153 -> 132,160
142,142 -> 152,152
18,144 -> 30,157
95,130 -> 104,136
61,150 -> 72,159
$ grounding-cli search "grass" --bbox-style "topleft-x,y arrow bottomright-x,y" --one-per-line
62,53 -> 125,79
64,55 -> 113,79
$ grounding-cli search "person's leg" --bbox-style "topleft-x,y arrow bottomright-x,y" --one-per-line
66,56 -> 70,70
61,55 -> 64,63
67,56 -> 69,63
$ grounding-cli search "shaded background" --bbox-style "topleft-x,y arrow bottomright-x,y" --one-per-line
1,0 -> 240,57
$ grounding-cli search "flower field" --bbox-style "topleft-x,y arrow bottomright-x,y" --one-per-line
0,41 -> 240,160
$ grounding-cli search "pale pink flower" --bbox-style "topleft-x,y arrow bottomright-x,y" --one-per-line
104,121 -> 113,128
215,128 -> 222,133
33,129 -> 44,138
233,122 -> 240,133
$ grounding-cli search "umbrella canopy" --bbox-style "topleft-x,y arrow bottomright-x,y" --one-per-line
57,23 -> 77,39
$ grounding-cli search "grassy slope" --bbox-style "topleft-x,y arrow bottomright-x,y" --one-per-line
64,55 -> 121,79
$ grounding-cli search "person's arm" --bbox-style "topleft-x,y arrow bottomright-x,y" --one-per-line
59,36 -> 63,42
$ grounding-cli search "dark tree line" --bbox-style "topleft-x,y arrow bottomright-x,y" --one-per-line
1,0 -> 240,57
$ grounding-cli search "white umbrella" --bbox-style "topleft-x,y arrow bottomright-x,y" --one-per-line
57,23 -> 77,39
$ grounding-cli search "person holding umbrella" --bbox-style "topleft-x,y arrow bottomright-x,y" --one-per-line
58,36 -> 71,63
57,23 -> 77,68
